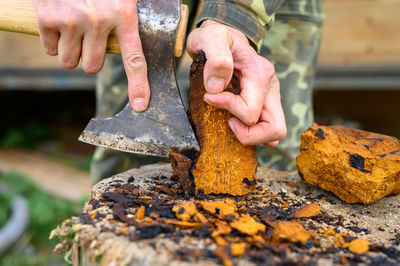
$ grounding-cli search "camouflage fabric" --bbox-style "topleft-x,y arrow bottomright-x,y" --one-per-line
196,0 -> 285,50
90,0 -> 325,184
256,0 -> 325,171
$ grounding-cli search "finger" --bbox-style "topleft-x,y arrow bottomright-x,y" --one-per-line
81,29 -> 109,74
187,26 -> 233,93
38,27 -> 60,56
35,6 -> 60,56
227,77 -> 286,145
228,117 -> 285,146
57,28 -> 83,69
115,16 -> 150,112
204,79 -> 264,126
204,57 -> 272,126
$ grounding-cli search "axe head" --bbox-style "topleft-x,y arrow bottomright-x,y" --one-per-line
79,0 -> 199,157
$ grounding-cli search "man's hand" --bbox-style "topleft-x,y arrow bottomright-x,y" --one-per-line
33,0 -> 149,112
186,20 -> 287,147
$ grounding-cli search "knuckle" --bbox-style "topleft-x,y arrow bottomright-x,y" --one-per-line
247,118 -> 258,127
245,109 -> 259,126
125,52 -> 146,70
131,82 -> 145,95
271,124 -> 287,141
278,126 -> 287,140
209,55 -> 233,72
87,12 -> 108,31
115,1 -> 136,18
208,24 -> 228,36
37,13 -> 56,29
259,57 -> 275,77
202,24 -> 231,42
61,15 -> 79,31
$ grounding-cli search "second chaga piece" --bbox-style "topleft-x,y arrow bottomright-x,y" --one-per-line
296,123 -> 400,204
170,51 -> 257,196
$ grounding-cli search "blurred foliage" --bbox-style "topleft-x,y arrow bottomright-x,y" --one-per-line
0,123 -> 56,149
0,171 -> 83,265
0,122 -> 93,172
50,146 -> 93,172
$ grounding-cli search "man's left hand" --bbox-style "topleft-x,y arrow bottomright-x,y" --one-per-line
186,20 -> 287,147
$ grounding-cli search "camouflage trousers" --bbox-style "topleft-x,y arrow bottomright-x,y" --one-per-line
90,0 -> 325,184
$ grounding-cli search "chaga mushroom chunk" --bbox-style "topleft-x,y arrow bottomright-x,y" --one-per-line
169,51 -> 257,196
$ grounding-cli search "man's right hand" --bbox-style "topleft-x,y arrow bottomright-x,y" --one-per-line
33,0 -> 150,112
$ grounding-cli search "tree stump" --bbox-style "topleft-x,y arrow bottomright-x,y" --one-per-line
52,164 -> 400,266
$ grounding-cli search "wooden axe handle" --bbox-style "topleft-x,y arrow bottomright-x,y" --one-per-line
0,1 -> 189,58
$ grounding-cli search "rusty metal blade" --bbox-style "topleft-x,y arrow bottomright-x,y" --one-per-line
79,0 -> 199,157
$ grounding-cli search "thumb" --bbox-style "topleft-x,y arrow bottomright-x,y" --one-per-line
187,23 -> 233,94
115,15 -> 150,112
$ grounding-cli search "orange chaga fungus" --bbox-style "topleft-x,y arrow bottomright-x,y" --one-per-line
214,236 -> 229,246
272,221 -> 310,243
163,219 -> 201,228
333,234 -> 346,248
346,238 -> 370,255
194,212 -> 208,225
323,227 -> 336,238
199,199 -> 238,219
138,196 -> 153,201
230,214 -> 266,236
215,246 -> 234,266
172,202 -> 198,222
212,221 -> 232,237
297,123 -> 400,204
169,51 -> 257,196
134,206 -> 146,221
144,217 -> 153,223
294,203 -> 321,218
230,242 -> 246,257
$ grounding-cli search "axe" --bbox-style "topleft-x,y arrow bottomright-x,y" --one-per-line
0,0 -> 200,157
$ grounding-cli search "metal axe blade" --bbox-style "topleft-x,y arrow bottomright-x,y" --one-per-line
79,0 -> 199,157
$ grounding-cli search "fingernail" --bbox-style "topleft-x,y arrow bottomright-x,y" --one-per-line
228,120 -> 236,134
132,98 -> 146,112
207,77 -> 225,93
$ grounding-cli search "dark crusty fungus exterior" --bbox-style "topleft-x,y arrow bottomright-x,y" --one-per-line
296,123 -> 400,204
169,51 -> 257,196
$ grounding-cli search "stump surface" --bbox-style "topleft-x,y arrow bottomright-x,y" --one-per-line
54,164 -> 400,266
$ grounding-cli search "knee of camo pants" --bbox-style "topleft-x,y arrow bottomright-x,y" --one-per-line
257,0 -> 325,171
